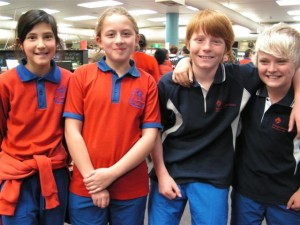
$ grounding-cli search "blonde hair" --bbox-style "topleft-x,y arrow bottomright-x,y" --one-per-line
185,9 -> 234,53
95,6 -> 139,37
253,23 -> 300,69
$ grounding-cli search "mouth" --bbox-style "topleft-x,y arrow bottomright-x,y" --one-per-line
266,74 -> 281,79
199,55 -> 214,59
35,52 -> 48,56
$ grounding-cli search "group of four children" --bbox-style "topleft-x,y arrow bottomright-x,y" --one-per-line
0,5 -> 300,225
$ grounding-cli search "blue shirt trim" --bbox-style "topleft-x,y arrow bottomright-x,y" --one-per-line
16,59 -> 62,109
63,112 -> 83,121
97,57 -> 140,103
17,59 -> 61,83
142,122 -> 162,129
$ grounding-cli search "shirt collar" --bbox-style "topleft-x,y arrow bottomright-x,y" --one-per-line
97,56 -> 140,78
256,86 -> 294,107
16,58 -> 61,83
192,63 -> 226,87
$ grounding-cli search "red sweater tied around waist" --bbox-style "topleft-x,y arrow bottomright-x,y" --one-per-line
0,147 -> 67,216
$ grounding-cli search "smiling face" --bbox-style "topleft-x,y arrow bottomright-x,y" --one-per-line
189,29 -> 226,72
257,51 -> 295,92
96,13 -> 139,70
20,22 -> 57,76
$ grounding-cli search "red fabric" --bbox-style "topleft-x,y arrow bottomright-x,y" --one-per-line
164,59 -> 172,67
64,63 -> 161,199
132,52 -> 160,83
159,63 -> 173,76
239,58 -> 252,65
0,66 -> 71,216
0,67 -> 71,160
0,147 -> 67,216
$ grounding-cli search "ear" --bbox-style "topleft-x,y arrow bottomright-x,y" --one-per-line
16,37 -> 23,50
186,42 -> 190,51
135,34 -> 140,47
95,35 -> 103,49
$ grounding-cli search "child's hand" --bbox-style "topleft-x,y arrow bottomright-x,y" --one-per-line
172,57 -> 193,87
91,189 -> 110,208
158,174 -> 182,200
287,188 -> 300,211
84,168 -> 116,194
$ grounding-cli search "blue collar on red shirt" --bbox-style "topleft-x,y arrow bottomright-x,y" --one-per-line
97,56 -> 140,78
16,58 -> 61,83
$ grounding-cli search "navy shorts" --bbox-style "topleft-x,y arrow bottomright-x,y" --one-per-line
1,168 -> 69,225
69,192 -> 147,225
231,189 -> 300,225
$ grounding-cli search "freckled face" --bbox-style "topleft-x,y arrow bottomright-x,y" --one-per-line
189,29 -> 226,71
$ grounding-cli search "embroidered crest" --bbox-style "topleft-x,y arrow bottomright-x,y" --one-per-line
54,85 -> 67,104
129,88 -> 145,109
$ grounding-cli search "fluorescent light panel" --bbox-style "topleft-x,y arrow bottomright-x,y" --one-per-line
276,0 -> 300,6
288,10 -> 300,16
0,1 -> 9,7
0,15 -> 12,20
78,1 -> 123,8
64,16 -> 97,21
147,17 -> 166,22
221,3 -> 239,10
40,8 -> 60,14
186,5 -> 199,11
293,16 -> 300,21
57,23 -> 72,27
128,10 -> 157,16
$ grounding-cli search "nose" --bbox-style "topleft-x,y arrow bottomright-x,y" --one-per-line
37,38 -> 46,48
202,39 -> 211,50
267,62 -> 277,73
115,34 -> 124,44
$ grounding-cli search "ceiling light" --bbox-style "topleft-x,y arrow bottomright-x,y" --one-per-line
179,19 -> 188,25
276,0 -> 300,6
40,8 -> 60,14
287,10 -> 300,16
58,23 -> 73,28
221,3 -> 239,10
0,15 -> 12,20
186,5 -> 199,11
147,17 -> 166,22
293,16 -> 300,21
128,10 -> 157,16
64,16 -> 97,21
0,1 -> 9,7
78,1 -> 123,8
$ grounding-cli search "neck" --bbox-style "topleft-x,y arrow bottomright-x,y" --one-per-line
106,59 -> 131,77
266,85 -> 290,104
192,64 -> 218,90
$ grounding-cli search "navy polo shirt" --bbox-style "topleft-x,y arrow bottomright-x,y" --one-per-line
234,86 -> 300,204
149,63 -> 260,188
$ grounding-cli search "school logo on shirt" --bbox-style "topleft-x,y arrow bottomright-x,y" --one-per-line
215,99 -> 236,112
129,88 -> 145,109
275,117 -> 281,124
54,85 -> 67,104
272,117 -> 288,132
